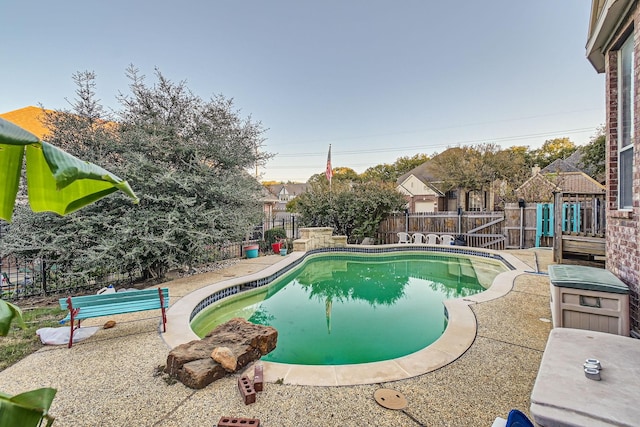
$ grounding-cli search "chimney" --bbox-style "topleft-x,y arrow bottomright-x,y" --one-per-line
531,164 -> 540,176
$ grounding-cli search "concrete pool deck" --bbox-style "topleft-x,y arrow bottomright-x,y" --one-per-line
0,248 -> 554,426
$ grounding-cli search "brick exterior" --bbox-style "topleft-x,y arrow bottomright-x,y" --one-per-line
604,7 -> 640,335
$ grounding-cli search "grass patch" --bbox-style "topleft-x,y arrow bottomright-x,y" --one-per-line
0,306 -> 65,372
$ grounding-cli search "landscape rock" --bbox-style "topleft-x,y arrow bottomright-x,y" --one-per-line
211,346 -> 237,372
103,320 -> 116,329
165,317 -> 277,389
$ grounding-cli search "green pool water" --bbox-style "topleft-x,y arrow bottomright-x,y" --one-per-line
191,252 -> 507,365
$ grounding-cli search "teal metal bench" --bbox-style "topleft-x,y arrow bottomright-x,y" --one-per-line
59,288 -> 169,348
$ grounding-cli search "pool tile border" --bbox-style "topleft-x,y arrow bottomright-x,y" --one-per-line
162,245 -> 530,386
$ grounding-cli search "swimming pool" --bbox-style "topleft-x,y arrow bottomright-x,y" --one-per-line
191,252 -> 507,365
163,246 -> 528,385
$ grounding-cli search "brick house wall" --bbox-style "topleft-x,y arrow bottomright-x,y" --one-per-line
601,5 -> 640,335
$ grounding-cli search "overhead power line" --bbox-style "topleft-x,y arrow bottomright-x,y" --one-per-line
274,126 -> 596,158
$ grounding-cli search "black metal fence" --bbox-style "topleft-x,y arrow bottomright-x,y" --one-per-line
1,240 -> 249,301
258,214 -> 301,240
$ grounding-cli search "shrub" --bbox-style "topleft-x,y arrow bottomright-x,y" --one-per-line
264,228 -> 287,246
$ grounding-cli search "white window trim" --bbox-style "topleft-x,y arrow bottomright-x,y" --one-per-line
617,34 -> 634,210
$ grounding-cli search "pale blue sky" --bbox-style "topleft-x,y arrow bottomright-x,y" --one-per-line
2,1 -> 604,182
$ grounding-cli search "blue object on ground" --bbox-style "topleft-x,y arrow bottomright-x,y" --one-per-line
246,248 -> 259,258
506,409 -> 534,427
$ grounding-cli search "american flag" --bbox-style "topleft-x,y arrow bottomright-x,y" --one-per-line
325,144 -> 333,184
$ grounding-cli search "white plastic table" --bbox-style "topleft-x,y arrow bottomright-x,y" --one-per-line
530,328 -> 640,427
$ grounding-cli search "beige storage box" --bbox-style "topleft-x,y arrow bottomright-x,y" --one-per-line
548,265 -> 629,336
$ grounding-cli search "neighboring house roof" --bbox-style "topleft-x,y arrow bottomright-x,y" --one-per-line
265,183 -> 308,199
540,148 -> 601,182
516,171 -> 605,202
0,106 -> 51,139
259,187 -> 279,203
396,174 -> 443,198
395,148 -> 463,196
541,158 -> 582,174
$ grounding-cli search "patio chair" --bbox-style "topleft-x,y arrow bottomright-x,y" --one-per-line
411,233 -> 426,244
397,232 -> 411,244
439,234 -> 455,245
425,234 -> 439,244
360,237 -> 375,245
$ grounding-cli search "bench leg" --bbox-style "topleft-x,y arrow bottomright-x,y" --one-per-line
66,297 -> 80,349
158,288 -> 167,332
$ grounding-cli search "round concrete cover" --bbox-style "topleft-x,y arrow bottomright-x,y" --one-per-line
374,388 -> 408,410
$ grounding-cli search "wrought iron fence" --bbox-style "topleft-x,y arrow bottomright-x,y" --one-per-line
0,240 -> 249,301
260,214 -> 300,240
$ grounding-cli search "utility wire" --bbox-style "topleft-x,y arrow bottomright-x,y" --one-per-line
273,126 -> 596,158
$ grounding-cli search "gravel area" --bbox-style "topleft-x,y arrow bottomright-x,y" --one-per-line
0,249 -> 553,426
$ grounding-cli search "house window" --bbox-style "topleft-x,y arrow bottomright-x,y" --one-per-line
467,190 -> 484,211
618,34 -> 634,209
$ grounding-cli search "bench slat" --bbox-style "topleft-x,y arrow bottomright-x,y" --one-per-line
59,289 -> 169,309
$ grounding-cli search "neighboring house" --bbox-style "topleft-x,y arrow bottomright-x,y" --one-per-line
259,187 -> 279,223
0,106 -> 50,139
396,148 -> 494,213
515,159 -> 605,203
396,162 -> 446,213
264,183 -> 308,219
586,0 -> 640,337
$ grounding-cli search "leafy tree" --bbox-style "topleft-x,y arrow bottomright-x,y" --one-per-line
292,180 -> 406,240
0,87 -> 138,336
528,137 -> 577,169
306,167 -> 360,186
579,126 -> 606,182
394,153 -> 430,176
428,144 -> 520,191
360,163 -> 396,182
2,67 -> 271,280
427,143 -> 530,207
332,167 -> 361,182
361,153 -> 429,182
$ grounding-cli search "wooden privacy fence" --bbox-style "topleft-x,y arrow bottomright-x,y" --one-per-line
378,192 -> 607,254
503,203 -> 541,249
378,211 -> 507,250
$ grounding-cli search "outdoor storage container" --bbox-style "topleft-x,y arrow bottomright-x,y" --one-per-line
244,244 -> 259,259
548,265 -> 629,336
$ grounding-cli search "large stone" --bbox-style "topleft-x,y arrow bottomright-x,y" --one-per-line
165,317 -> 277,389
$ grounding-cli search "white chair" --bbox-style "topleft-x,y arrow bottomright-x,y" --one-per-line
360,237 -> 375,245
397,232 -> 411,244
425,234 -> 439,244
439,234 -> 455,245
411,233 -> 426,244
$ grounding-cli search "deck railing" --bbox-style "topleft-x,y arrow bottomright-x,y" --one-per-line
552,191 -> 606,264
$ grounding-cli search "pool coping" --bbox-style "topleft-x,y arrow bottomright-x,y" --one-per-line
162,245 -> 531,386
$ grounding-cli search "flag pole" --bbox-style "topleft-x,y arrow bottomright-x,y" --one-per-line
326,144 -> 333,193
